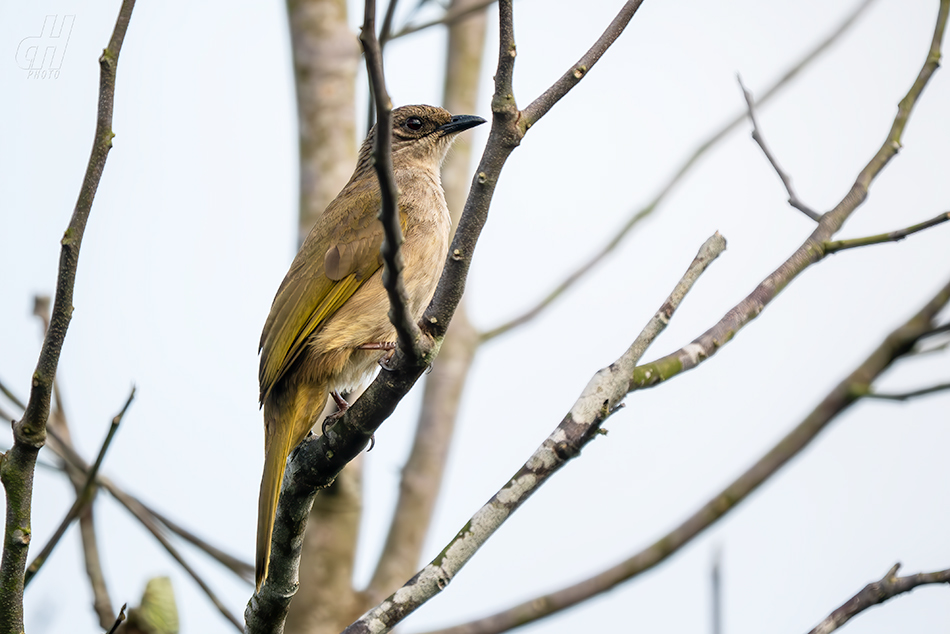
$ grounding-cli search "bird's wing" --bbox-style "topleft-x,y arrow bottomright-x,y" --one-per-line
258,184 -> 407,403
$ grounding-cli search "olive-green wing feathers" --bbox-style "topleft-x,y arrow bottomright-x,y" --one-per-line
258,185 -> 408,404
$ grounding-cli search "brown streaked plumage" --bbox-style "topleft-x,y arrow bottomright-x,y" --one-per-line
255,105 -> 485,591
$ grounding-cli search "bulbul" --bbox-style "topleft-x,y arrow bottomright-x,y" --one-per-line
255,104 -> 485,591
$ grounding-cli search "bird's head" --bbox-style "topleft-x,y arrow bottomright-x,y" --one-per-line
360,104 -> 486,170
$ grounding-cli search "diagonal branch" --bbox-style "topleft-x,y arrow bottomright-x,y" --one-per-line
422,274 -> 950,634
807,563 -> 950,634
245,1 -> 647,629
823,211 -> 950,253
366,0 -> 489,603
344,234 -> 726,634
865,382 -> 950,401
738,74 -> 821,220
0,3 -> 135,631
520,1 -> 644,128
480,0 -> 877,343
24,388 -> 133,586
44,427 -> 249,628
630,0 -> 948,394
391,0 -> 498,40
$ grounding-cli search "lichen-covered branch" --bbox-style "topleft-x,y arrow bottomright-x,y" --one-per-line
422,274 -> 950,634
343,235 -> 725,634
366,0 -> 488,604
248,1 -> 645,628
0,3 -> 135,631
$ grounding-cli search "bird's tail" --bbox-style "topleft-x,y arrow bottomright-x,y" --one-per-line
256,418 -> 295,592
256,384 -> 330,592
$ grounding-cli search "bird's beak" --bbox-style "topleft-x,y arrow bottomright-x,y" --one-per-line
437,114 -> 486,136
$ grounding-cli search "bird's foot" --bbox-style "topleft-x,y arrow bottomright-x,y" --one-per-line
359,341 -> 397,371
321,391 -> 350,435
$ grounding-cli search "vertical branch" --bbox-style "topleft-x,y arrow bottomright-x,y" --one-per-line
0,2 -> 135,631
366,0 -> 488,602
286,0 -> 360,239
283,2 -> 364,632
360,0 -> 422,357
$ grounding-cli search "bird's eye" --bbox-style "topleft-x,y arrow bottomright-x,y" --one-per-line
405,117 -> 423,131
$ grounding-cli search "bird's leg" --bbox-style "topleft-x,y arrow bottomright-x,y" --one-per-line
321,391 -> 350,435
359,341 -> 397,371
357,342 -> 395,350
321,389 -> 377,452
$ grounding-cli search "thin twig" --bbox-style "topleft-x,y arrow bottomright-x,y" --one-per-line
345,234 -> 725,634
361,0 -> 423,360
33,293 -> 114,627
807,563 -> 950,634
0,5 -> 135,630
824,211 -> 950,253
738,74 -> 821,220
105,486 -> 244,631
480,0 -> 877,343
521,0 -> 644,127
629,0 -> 948,394
106,604 -> 127,634
0,377 -> 26,412
379,0 -> 401,47
42,427 -> 248,628
146,507 -> 254,582
41,425 -> 254,582
245,1 -> 649,628
422,276 -> 950,634
864,382 -> 950,401
391,0 -> 497,39
24,388 -> 134,585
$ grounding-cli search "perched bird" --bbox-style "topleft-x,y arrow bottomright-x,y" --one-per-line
256,104 -> 485,591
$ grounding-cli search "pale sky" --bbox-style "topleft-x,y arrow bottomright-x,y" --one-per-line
2,1 -> 949,633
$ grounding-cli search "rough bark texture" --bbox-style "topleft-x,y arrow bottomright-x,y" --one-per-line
366,0 -> 488,605
284,1 -> 362,632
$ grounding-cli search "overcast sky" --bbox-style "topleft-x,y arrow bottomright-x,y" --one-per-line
2,1 -> 949,633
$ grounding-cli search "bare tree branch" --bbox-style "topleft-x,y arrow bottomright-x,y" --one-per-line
286,0 -> 360,238
24,388 -> 133,586
44,427 -> 246,630
0,377 -> 26,412
391,0 -> 498,40
422,275 -> 950,634
367,0 -> 488,604
738,74 -> 821,220
630,0 -> 948,393
0,3 -> 135,631
864,382 -> 950,401
284,1 -> 366,629
807,563 -> 950,634
823,211 -> 950,253
345,234 -> 726,634
520,1 -> 644,128
361,0 -> 423,360
480,0 -> 877,343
